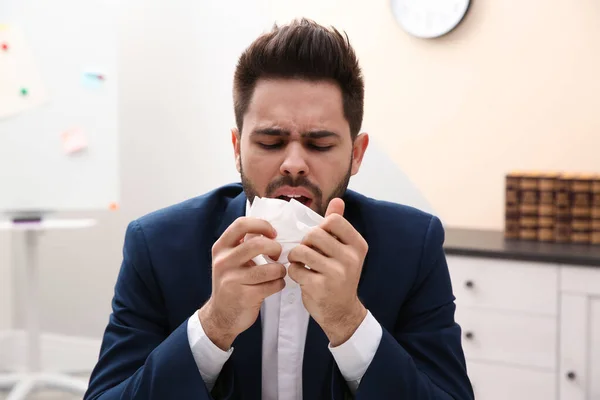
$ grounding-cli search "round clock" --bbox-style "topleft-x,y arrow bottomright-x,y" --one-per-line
390,0 -> 470,39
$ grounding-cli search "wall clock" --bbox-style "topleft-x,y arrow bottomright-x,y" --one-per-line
390,0 -> 471,39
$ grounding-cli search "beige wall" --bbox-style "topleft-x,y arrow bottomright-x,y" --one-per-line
269,0 -> 600,230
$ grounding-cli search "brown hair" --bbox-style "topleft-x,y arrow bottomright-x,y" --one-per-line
233,18 -> 364,140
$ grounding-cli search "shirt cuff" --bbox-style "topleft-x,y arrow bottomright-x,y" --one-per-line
328,310 -> 383,392
187,312 -> 234,390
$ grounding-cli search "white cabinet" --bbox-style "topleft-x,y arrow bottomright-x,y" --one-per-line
447,255 -> 600,400
466,361 -> 556,400
559,266 -> 600,400
456,308 -> 557,369
559,294 -> 587,400
590,299 -> 600,399
449,257 -> 558,315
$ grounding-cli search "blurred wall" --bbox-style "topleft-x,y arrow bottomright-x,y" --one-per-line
2,0 -> 599,344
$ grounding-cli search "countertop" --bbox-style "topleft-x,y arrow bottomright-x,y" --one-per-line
444,228 -> 600,267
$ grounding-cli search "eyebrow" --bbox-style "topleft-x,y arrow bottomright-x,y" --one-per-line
252,128 -> 340,139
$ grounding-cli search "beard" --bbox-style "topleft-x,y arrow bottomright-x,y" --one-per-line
240,159 -> 352,217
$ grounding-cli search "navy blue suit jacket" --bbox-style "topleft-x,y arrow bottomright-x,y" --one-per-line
85,183 -> 473,399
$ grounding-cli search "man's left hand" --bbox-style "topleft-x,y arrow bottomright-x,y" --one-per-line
287,198 -> 369,347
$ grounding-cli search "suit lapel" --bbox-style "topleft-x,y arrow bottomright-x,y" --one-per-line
214,191 -> 263,398
215,190 -> 247,239
302,192 -> 370,399
302,317 -> 332,400
230,316 -> 262,399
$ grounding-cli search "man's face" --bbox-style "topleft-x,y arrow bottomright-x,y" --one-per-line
232,78 -> 369,216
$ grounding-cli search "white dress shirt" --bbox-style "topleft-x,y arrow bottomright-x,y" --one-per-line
187,202 -> 383,399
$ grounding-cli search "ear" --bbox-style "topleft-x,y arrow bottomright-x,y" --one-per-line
231,128 -> 241,173
350,133 -> 369,176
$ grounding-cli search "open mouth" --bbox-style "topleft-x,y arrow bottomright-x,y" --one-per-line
277,195 -> 312,207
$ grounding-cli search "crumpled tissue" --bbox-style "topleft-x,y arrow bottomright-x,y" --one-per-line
246,197 -> 323,284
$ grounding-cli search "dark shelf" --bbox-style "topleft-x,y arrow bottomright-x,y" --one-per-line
444,228 -> 600,267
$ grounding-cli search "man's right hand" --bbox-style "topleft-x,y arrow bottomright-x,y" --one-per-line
198,217 -> 285,350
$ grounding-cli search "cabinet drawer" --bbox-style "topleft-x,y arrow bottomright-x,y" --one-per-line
467,361 -> 556,400
456,308 -> 557,369
447,256 -> 558,315
560,265 -> 600,295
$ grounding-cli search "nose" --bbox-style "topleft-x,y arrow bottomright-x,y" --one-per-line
280,142 -> 309,177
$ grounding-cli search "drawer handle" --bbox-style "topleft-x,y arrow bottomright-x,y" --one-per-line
566,371 -> 576,381
465,331 -> 474,340
465,280 -> 475,289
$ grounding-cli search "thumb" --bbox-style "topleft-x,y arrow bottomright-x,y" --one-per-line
325,198 -> 345,218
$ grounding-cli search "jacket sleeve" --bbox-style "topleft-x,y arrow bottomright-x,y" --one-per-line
84,220 -> 214,400
335,215 -> 474,399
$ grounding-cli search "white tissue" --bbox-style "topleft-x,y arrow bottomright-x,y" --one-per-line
246,197 -> 323,280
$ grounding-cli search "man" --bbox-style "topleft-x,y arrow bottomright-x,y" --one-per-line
85,18 -> 473,400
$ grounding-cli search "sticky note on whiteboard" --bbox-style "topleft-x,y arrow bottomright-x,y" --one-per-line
82,70 -> 106,90
61,127 -> 88,155
0,24 -> 50,120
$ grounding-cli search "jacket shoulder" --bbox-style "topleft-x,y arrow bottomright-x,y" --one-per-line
344,189 -> 446,267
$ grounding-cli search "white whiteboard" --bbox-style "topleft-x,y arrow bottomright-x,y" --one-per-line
0,0 -> 118,214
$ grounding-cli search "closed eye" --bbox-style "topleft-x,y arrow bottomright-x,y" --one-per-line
258,142 -> 283,150
309,144 -> 333,152
257,142 -> 333,151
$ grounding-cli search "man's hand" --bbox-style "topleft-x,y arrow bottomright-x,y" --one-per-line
287,198 -> 369,347
198,217 -> 286,350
